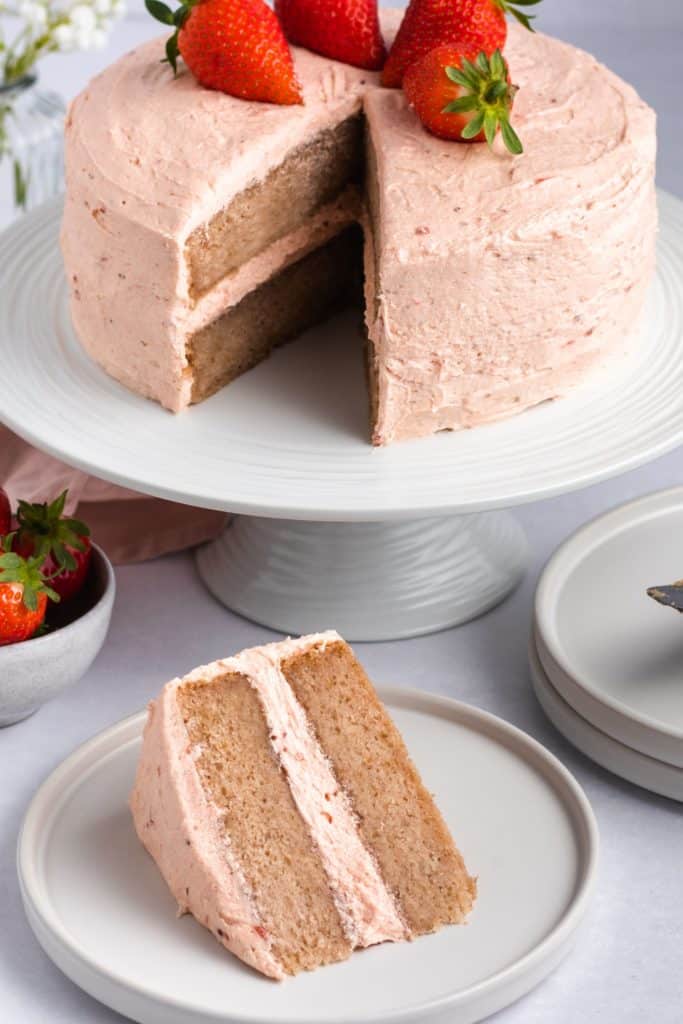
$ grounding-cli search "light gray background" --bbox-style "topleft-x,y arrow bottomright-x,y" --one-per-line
1,2 -> 682,1022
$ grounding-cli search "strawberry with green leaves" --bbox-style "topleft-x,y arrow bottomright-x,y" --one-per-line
0,543 -> 59,646
403,46 -> 522,153
13,490 -> 92,603
382,0 -> 541,88
275,0 -> 386,71
145,0 -> 303,105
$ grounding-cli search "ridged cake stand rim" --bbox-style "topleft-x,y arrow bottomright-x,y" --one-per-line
0,191 -> 681,520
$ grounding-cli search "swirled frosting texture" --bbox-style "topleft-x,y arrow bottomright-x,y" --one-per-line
62,11 -> 656,438
365,23 -> 656,442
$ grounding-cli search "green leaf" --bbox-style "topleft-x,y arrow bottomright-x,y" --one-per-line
501,119 -> 524,155
476,52 -> 490,74
490,49 -> 506,78
445,66 -> 471,87
483,112 -> 497,148
508,0 -> 543,6
65,517 -> 90,539
0,552 -> 22,571
173,5 -> 190,26
145,0 -> 175,25
460,57 -> 481,84
22,586 -> 37,613
508,8 -> 536,31
487,80 -> 508,101
164,32 -> 180,75
442,95 -> 479,114
54,490 -> 68,518
461,111 -> 485,139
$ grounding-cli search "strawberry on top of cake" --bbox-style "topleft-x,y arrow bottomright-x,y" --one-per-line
61,0 -> 656,444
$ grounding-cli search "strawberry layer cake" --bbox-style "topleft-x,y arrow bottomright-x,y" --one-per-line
61,5 -> 656,444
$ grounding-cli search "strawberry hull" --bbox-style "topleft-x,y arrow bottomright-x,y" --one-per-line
13,536 -> 92,603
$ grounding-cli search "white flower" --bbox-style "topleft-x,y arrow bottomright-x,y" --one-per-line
74,27 -> 96,49
93,0 -> 112,12
111,0 -> 126,19
18,1 -> 48,29
53,23 -> 76,50
90,27 -> 108,49
69,4 -> 97,31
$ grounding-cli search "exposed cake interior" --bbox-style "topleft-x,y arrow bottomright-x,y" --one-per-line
188,226 -> 362,404
177,673 -> 352,974
185,116 -> 364,298
282,640 -> 477,934
130,631 -> 476,979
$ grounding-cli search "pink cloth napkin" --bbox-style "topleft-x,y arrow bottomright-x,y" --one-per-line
0,425 -> 228,563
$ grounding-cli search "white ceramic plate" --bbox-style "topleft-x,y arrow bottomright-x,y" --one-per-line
18,687 -> 597,1024
534,488 -> 683,768
529,636 -> 683,803
1,193 -> 683,520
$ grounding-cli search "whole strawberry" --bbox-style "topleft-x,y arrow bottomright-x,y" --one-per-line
0,487 -> 10,537
276,0 -> 385,71
0,545 -> 59,646
145,0 -> 303,105
403,46 -> 522,152
13,490 -> 92,603
382,0 -> 541,88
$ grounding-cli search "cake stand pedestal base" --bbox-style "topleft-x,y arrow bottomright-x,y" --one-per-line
195,511 -> 528,641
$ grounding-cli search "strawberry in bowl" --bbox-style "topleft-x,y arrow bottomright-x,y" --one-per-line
0,488 -> 115,726
0,544 -> 59,646
12,490 -> 91,603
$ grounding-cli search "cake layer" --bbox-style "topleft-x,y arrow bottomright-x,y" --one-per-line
188,226 -> 362,404
187,116 -> 364,298
177,672 -> 353,975
62,35 -> 376,413
282,639 -> 476,933
130,631 -> 474,978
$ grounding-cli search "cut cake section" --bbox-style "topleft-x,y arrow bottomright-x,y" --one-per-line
186,116 -> 364,298
130,631 -> 476,979
188,226 -> 362,404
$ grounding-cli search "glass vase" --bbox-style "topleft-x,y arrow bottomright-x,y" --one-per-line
0,74 -> 65,225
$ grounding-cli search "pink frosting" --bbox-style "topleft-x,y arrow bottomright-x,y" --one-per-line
61,34 -> 376,412
62,11 -> 656,438
130,685 -> 284,979
364,23 -> 657,442
130,631 -> 406,979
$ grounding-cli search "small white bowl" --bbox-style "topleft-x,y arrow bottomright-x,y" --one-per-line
0,543 -> 115,726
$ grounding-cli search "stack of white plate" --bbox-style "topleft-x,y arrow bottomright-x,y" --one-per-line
531,488 -> 683,802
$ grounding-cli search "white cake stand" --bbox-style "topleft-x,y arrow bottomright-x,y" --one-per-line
1,193 -> 682,641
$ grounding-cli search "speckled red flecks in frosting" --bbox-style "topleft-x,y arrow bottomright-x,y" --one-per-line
61,10 -> 656,440
129,632 -> 407,979
364,22 -> 657,443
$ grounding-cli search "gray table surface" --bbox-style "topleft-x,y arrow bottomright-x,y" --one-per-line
1,3 -> 683,1022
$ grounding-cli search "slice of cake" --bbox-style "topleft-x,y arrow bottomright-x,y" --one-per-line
130,631 -> 476,978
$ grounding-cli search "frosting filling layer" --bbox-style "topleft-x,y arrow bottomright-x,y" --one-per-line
228,634 -> 407,949
131,631 -> 407,979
